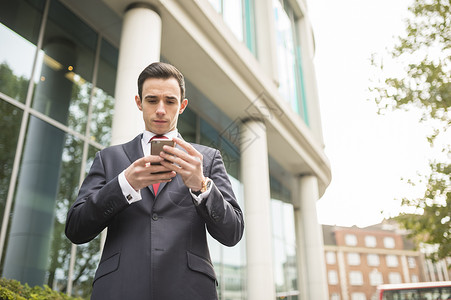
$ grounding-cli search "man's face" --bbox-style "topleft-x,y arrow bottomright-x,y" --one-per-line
135,77 -> 188,135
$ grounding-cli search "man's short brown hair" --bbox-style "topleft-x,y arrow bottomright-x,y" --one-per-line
137,62 -> 185,101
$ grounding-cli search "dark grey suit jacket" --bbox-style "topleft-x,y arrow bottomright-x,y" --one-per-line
65,134 -> 244,300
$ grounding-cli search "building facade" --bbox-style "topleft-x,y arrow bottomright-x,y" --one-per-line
0,0 -> 331,299
323,223 -> 451,300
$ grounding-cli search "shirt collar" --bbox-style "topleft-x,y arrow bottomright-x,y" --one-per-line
143,129 -> 178,143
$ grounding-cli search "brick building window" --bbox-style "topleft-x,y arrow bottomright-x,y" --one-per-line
351,292 -> 366,300
365,235 -> 377,248
383,237 -> 395,248
388,272 -> 402,284
349,271 -> 363,285
347,253 -> 360,266
345,234 -> 357,246
328,270 -> 338,285
331,293 -> 341,300
326,251 -> 336,264
367,254 -> 380,266
386,255 -> 398,267
407,256 -> 416,268
369,270 -> 383,286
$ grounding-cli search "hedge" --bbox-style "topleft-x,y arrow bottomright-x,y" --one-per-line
0,278 -> 83,300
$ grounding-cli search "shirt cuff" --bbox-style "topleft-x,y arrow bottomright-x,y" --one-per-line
118,171 -> 142,204
189,181 -> 213,205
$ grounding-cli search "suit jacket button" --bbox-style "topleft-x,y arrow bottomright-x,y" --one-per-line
152,213 -> 159,221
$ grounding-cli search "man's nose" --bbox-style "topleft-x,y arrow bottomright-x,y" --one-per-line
156,101 -> 166,114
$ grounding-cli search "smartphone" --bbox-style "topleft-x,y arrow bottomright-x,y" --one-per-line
151,139 -> 175,165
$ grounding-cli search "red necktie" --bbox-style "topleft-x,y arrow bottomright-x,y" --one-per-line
150,135 -> 167,195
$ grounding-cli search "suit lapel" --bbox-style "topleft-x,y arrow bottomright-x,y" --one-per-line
122,134 -> 144,164
121,134 -> 157,196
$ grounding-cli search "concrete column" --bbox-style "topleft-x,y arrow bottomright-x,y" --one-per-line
111,3 -> 162,145
295,175 -> 328,299
3,38 -> 76,285
442,260 -> 449,281
240,119 -> 275,300
401,255 -> 410,283
337,250 -> 349,300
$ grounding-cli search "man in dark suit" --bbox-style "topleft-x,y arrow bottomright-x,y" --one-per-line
65,62 -> 244,300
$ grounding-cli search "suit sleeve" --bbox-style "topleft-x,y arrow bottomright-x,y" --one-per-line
194,149 -> 244,247
65,151 -> 130,244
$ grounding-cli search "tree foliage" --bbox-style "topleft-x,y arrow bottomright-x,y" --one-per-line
370,0 -> 450,261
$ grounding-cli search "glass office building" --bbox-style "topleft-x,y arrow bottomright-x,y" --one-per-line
0,0 -> 331,299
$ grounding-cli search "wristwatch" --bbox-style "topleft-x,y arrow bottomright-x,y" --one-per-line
192,177 -> 212,196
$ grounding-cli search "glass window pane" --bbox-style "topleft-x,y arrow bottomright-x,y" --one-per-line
384,237 -> 395,249
178,107 -> 197,143
365,235 -> 377,247
89,39 -> 118,146
274,237 -> 286,293
223,0 -> 244,41
407,256 -> 416,268
369,270 -> 383,286
345,234 -> 357,246
351,293 -> 366,300
328,270 -> 338,285
32,0 -> 97,134
367,254 -> 380,266
273,0 -> 299,113
2,116 -> 79,289
331,293 -> 341,300
208,0 -> 222,13
285,244 -> 297,291
0,0 -> 45,102
200,119 -> 240,179
0,100 -> 23,230
47,133 -> 84,293
347,253 -> 360,266
271,198 -> 298,297
349,271 -> 363,285
386,255 -> 398,267
282,202 -> 296,246
326,252 -> 336,265
271,200 -> 284,239
388,272 -> 402,284
208,0 -> 256,55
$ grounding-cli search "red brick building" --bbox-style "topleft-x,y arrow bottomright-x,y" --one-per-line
322,221 -> 451,300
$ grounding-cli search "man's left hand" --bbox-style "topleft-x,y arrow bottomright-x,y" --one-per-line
159,137 -> 204,191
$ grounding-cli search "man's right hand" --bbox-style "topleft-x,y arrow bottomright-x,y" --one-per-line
124,155 -> 176,191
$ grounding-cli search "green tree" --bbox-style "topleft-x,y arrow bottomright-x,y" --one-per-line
370,0 -> 450,261
0,63 -> 26,266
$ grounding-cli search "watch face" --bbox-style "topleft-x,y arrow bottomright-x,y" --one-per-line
200,178 -> 211,193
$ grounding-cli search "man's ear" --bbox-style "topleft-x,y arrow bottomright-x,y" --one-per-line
179,98 -> 188,114
135,95 -> 143,111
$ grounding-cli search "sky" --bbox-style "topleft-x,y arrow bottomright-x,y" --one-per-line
305,0 -> 440,227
